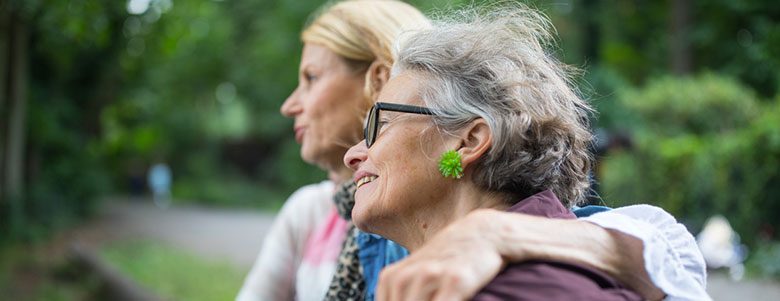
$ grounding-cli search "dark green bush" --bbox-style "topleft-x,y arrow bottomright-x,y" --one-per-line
747,241 -> 780,279
600,74 -> 779,245
620,73 -> 759,136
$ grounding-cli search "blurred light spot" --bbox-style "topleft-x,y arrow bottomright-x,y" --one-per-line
552,0 -> 573,14
127,37 -> 146,57
143,7 -> 162,23
155,0 -> 174,13
190,20 -> 211,39
127,0 -> 151,15
737,29 -> 753,47
93,15 -> 108,33
216,82 -> 237,104
123,17 -> 143,37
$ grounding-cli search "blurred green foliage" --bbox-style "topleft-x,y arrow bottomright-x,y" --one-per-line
748,241 -> 780,279
622,74 -> 759,135
600,74 -> 780,245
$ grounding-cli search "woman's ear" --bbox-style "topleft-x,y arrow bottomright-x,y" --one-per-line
457,118 -> 492,169
365,61 -> 391,101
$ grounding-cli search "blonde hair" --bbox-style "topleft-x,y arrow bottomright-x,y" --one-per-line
303,0 -> 430,101
303,0 -> 429,65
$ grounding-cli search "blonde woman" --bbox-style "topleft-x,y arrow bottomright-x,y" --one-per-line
237,2 -> 429,300
238,1 -> 707,300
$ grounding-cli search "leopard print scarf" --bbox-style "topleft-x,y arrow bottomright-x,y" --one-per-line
333,181 -> 357,220
324,181 -> 365,300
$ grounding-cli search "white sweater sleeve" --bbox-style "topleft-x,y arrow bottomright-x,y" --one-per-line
581,204 -> 712,301
236,181 -> 333,301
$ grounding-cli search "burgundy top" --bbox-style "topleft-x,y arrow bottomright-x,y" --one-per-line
471,190 -> 643,301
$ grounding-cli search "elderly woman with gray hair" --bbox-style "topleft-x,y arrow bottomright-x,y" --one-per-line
343,5 -> 708,300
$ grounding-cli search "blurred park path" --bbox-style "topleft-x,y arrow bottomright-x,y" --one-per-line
83,199 -> 780,300
81,198 -> 276,271
707,272 -> 780,301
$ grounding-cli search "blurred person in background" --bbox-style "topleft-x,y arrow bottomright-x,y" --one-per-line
697,215 -> 747,280
147,161 -> 172,208
237,1 -> 708,300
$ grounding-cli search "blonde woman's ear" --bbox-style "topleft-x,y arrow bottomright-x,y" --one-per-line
364,61 -> 391,101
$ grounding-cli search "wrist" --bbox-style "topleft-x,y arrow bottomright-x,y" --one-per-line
490,215 -> 607,266
469,209 -> 528,263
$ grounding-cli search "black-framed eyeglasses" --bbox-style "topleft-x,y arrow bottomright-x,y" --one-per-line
364,102 -> 438,148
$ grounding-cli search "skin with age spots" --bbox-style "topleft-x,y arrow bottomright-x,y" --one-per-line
348,73 -> 450,243
345,71 -> 509,252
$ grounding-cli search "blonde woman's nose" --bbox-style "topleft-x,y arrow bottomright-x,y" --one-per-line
280,88 -> 302,117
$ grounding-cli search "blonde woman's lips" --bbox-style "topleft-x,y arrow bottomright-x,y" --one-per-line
294,127 -> 305,143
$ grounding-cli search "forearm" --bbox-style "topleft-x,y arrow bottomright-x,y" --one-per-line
479,210 -> 665,300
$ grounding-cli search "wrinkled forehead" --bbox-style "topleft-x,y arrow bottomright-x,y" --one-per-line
378,70 -> 427,107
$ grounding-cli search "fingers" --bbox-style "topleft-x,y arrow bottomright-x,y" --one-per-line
377,264 -> 405,301
430,274 -> 464,301
377,258 -> 473,301
376,211 -> 506,301
402,264 -> 442,301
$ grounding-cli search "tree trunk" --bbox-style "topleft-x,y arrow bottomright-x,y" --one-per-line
3,10 -> 28,232
581,0 -> 600,65
0,2 -> 10,203
670,0 -> 692,74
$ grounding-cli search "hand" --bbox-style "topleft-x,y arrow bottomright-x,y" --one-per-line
375,209 -> 506,301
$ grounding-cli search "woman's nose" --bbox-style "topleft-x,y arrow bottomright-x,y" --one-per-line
344,141 -> 368,171
280,89 -> 302,117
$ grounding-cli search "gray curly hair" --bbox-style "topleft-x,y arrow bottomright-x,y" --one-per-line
393,4 -> 593,207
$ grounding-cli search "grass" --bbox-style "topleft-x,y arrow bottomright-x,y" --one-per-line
0,242 -> 101,301
100,240 -> 245,301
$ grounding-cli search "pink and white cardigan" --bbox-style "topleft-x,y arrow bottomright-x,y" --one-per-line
237,181 -> 349,301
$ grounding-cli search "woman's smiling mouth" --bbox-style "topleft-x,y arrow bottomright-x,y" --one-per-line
356,175 -> 377,189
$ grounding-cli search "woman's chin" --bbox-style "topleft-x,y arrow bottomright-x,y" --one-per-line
352,185 -> 380,232
299,147 -> 332,172
351,205 -> 374,233
352,193 -> 369,228
298,146 -> 316,165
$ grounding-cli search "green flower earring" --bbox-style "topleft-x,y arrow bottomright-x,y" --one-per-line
438,150 -> 463,179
